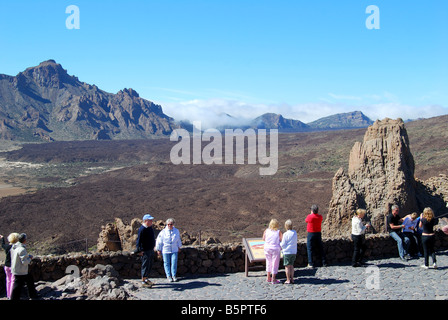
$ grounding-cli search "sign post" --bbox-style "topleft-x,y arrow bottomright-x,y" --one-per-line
243,238 -> 283,277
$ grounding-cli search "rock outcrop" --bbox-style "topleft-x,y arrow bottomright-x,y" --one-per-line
97,218 -> 222,252
323,118 -> 447,238
97,218 -> 158,252
36,264 -> 134,300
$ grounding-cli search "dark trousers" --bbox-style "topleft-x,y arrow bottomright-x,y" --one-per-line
10,273 -> 37,300
141,250 -> 154,279
306,232 -> 326,267
351,234 -> 366,265
403,232 -> 419,256
415,232 -> 423,255
421,235 -> 436,266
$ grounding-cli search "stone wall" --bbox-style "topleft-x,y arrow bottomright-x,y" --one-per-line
1,231 -> 447,296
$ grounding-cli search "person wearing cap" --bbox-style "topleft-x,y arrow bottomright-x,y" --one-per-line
136,214 -> 156,287
156,218 -> 182,282
10,233 -> 38,300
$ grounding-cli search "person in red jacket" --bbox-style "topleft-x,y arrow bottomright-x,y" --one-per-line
305,205 -> 327,268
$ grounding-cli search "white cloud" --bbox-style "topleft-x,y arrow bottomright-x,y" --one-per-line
160,97 -> 448,130
361,103 -> 448,121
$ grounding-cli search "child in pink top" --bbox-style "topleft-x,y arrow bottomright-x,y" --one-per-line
263,219 -> 283,284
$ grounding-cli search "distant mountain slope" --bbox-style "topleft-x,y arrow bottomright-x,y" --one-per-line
233,111 -> 372,132
307,111 -> 374,130
0,60 -> 178,141
250,113 -> 310,132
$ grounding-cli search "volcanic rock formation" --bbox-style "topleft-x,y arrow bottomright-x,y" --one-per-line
323,118 -> 447,237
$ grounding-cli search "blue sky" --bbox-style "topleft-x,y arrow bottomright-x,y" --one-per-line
0,1 -> 447,127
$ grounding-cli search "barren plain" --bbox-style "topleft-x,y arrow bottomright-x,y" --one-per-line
0,115 -> 446,254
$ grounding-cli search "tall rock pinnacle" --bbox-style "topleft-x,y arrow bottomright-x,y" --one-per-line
323,118 -> 419,237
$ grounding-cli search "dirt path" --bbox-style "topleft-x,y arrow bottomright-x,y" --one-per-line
0,183 -> 29,198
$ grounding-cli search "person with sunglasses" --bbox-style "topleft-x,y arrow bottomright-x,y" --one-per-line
156,218 -> 182,282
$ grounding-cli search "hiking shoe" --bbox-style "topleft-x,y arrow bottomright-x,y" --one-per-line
142,279 -> 153,287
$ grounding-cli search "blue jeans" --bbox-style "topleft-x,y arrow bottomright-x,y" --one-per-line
162,252 -> 179,278
390,231 -> 409,258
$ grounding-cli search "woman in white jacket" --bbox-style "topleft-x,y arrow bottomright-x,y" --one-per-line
10,233 -> 38,300
156,218 -> 182,282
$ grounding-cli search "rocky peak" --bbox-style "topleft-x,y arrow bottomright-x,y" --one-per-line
323,118 -> 419,237
118,88 -> 139,98
17,59 -> 78,88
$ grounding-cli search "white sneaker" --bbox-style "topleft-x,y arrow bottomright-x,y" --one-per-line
421,265 -> 429,269
433,263 -> 438,269
167,277 -> 173,282
172,277 -> 178,282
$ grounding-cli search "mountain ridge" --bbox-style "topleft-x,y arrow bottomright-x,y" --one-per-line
0,60 -> 378,141
0,60 -> 178,141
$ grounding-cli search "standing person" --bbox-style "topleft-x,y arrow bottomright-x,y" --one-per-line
402,212 -> 420,258
10,233 -> 38,300
415,213 -> 424,257
387,204 -> 410,261
1,233 -> 19,299
156,218 -> 182,282
280,219 -> 297,284
263,219 -> 282,284
136,214 -> 156,287
351,209 -> 370,267
305,205 -> 327,268
419,207 -> 438,269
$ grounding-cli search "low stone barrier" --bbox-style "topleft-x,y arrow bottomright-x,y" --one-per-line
1,231 -> 447,296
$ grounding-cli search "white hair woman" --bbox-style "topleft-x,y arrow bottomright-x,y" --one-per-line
156,218 -> 182,282
280,219 -> 297,284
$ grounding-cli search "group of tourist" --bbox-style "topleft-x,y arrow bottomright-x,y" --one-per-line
261,204 -> 442,285
347,204 -> 439,269
1,204 -> 443,298
386,205 -> 439,269
136,207 -> 329,287
262,204 -> 326,284
1,232 -> 38,300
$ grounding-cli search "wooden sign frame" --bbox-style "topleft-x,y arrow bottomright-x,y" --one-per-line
242,237 -> 283,277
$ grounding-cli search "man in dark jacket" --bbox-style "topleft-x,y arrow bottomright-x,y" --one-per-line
136,214 -> 156,287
